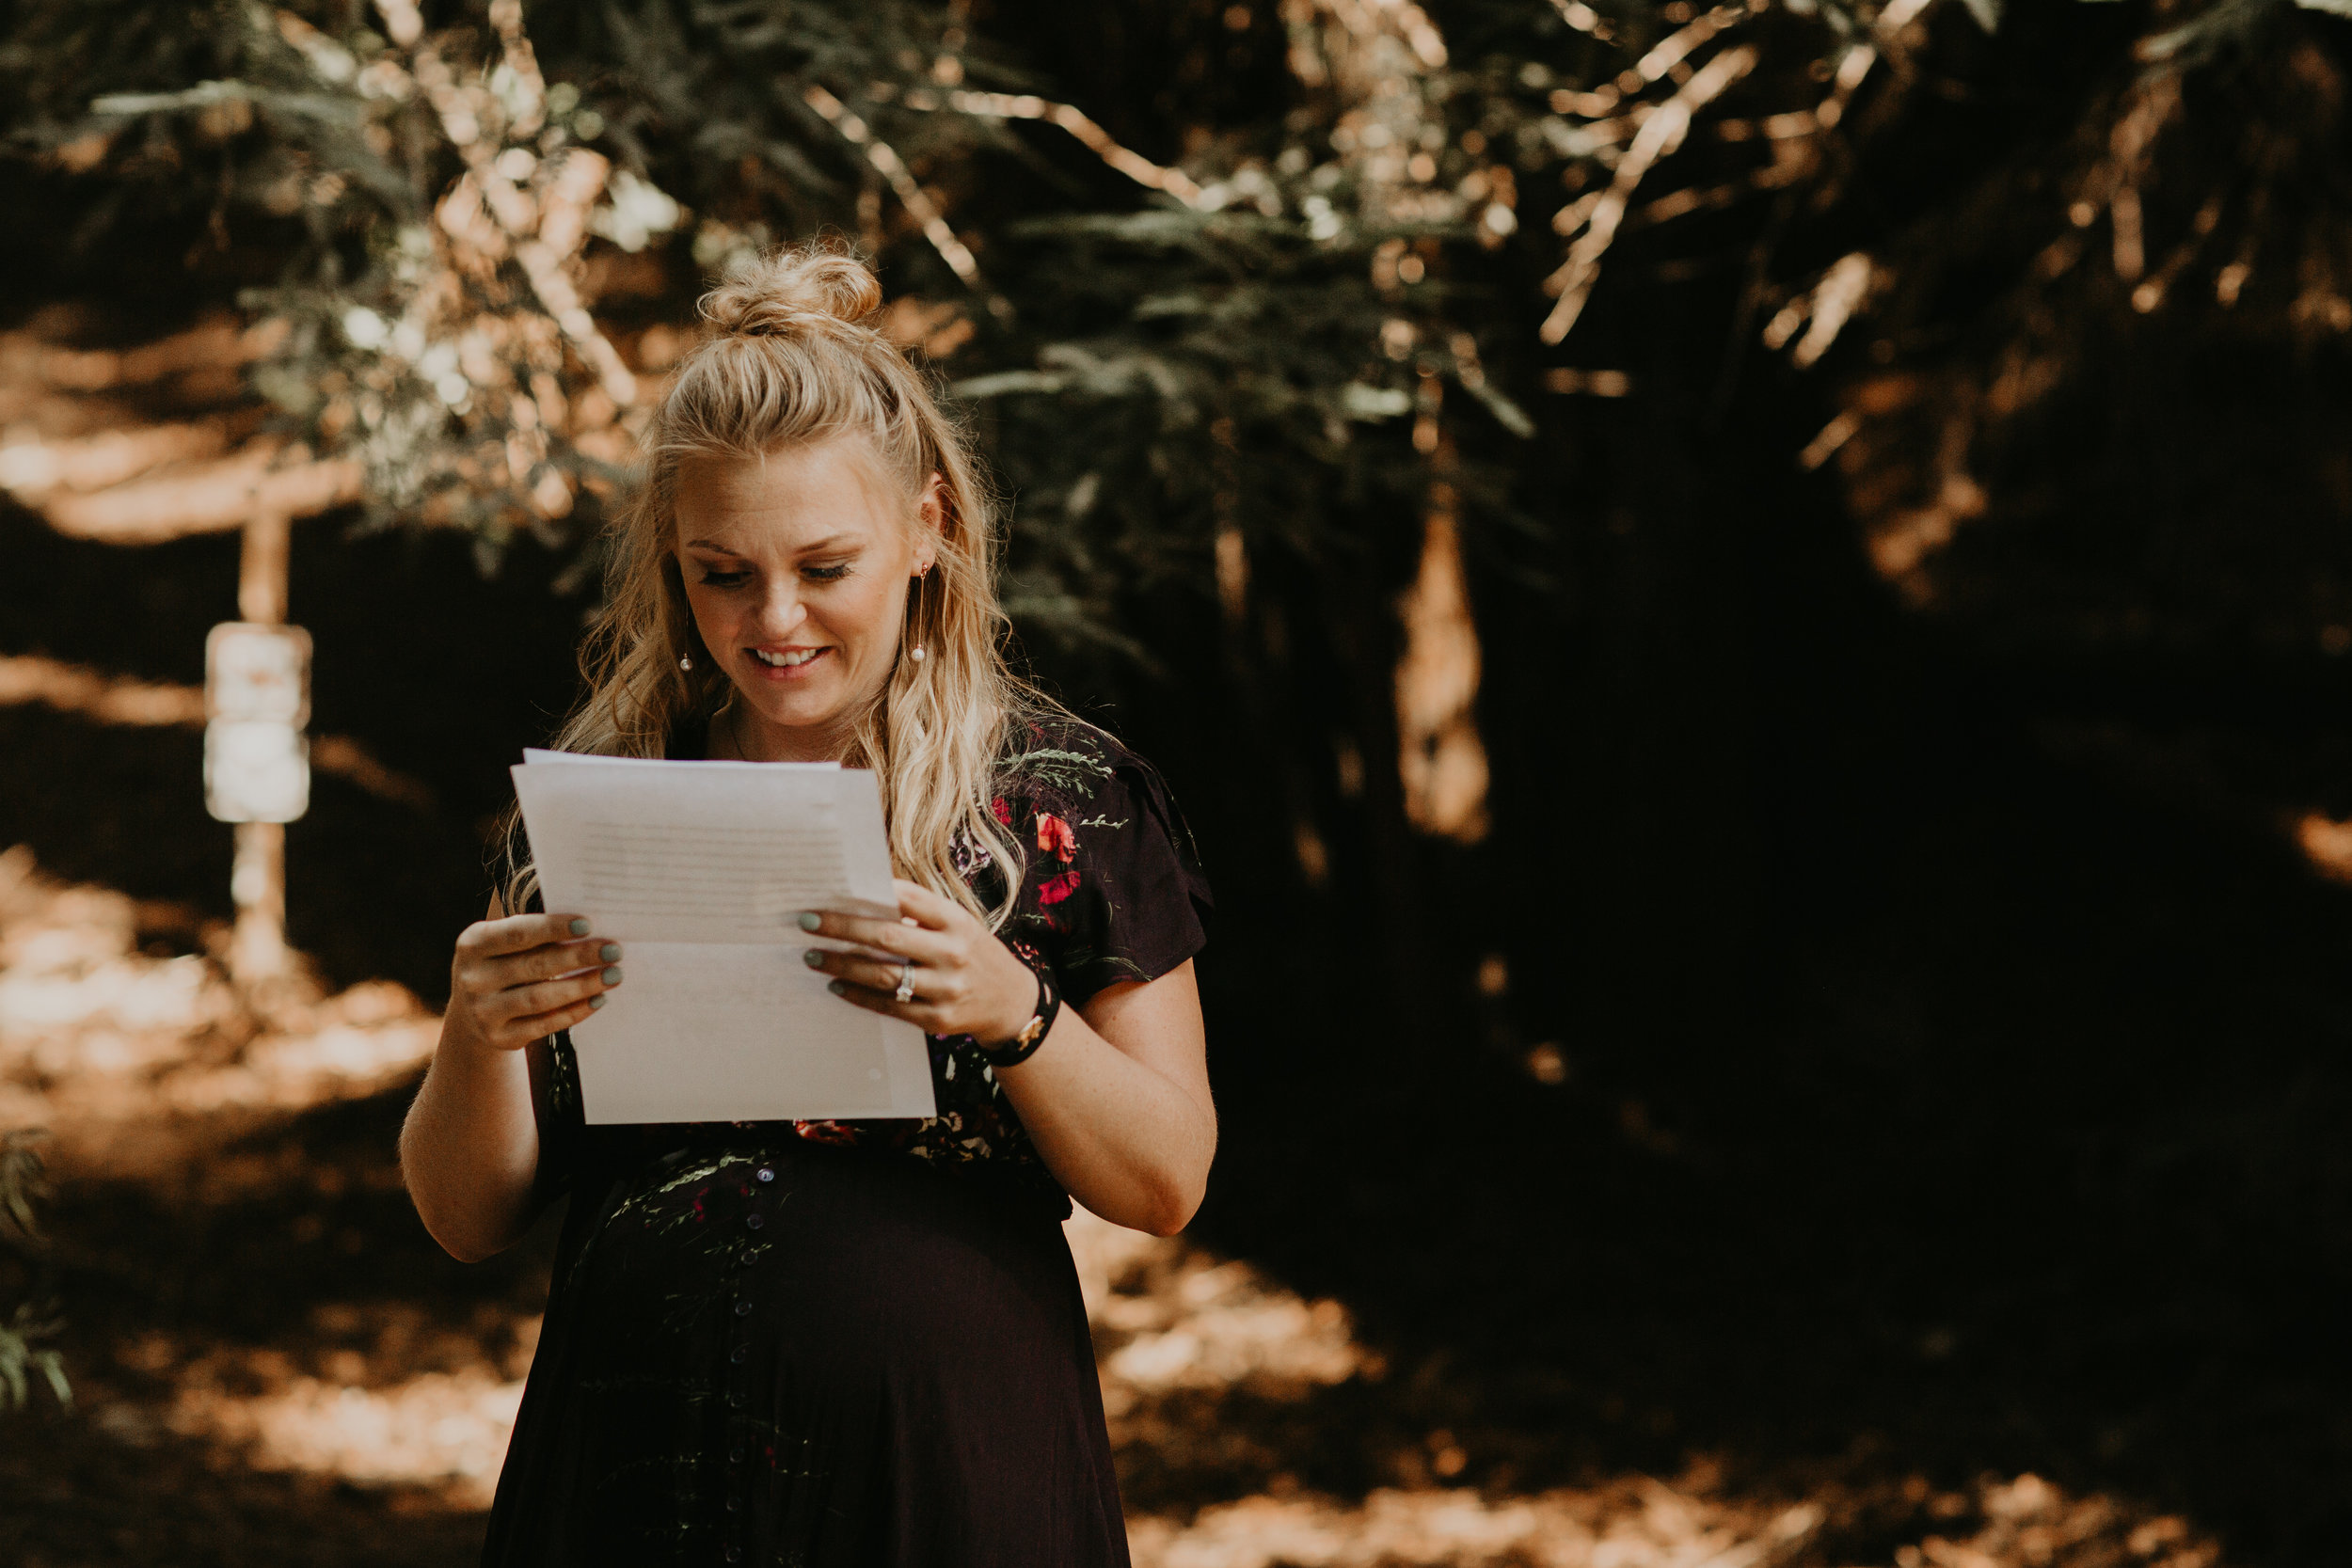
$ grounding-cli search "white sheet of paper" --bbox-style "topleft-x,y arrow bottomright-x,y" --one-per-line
510,755 -> 933,1125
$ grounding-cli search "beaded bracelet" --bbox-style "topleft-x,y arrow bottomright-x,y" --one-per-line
977,962 -> 1060,1067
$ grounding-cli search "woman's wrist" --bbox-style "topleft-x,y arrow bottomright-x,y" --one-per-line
977,958 -> 1059,1065
958,942 -> 1025,1044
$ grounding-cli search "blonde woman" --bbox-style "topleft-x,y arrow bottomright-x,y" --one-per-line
399,245 -> 1215,1567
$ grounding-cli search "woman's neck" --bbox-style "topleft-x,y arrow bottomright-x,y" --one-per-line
712,701 -> 849,765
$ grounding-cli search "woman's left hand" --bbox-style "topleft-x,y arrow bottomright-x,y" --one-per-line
799,879 -> 1040,1045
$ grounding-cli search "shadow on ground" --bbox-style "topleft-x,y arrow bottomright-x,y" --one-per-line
1191,635 -> 2352,1565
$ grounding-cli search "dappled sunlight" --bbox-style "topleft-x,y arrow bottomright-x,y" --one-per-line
1069,1209 -> 1368,1414
0,655 -> 434,808
167,1358 -> 524,1509
1067,1209 -> 2218,1567
1395,503 -> 1490,844
0,312 -> 357,546
0,652 -> 205,725
2291,811 -> 2352,883
1127,1471 -> 2222,1568
0,853 -> 2256,1562
84,1299 -> 541,1513
1131,1486 -> 1821,1568
0,847 -> 438,1177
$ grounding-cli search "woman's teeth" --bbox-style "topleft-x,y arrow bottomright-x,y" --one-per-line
750,647 -> 822,668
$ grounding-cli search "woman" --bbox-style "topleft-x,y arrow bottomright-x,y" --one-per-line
399,245 -> 1215,1567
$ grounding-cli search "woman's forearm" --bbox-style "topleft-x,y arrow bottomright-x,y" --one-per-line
996,1007 -> 1216,1237
796,890 -> 1215,1234
399,1022 -> 542,1262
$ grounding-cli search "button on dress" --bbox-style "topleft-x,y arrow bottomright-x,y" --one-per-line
479,719 -> 1211,1567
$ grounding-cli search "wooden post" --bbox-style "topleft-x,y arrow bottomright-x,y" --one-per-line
228,820 -> 288,982
229,511 -> 293,985
239,510 -> 290,623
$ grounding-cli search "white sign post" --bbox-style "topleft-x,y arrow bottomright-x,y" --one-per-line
208,507 -> 309,987
204,624 -> 311,821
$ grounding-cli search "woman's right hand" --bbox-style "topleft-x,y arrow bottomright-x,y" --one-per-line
444,913 -> 623,1053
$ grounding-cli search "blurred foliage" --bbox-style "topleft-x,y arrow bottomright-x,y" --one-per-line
7,0 -> 2352,985
0,1130 -> 68,1415
0,0 -> 1879,625
5,0 -> 2338,644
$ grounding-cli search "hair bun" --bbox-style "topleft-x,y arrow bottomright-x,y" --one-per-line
700,245 -> 884,337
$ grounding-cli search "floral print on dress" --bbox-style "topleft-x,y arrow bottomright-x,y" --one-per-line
542,717 -> 1211,1205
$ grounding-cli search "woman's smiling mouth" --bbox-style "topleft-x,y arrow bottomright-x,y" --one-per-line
749,645 -> 830,674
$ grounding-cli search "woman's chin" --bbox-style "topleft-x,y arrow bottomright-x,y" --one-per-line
731,685 -> 852,742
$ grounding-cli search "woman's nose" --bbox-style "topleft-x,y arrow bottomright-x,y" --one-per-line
750,583 -> 808,638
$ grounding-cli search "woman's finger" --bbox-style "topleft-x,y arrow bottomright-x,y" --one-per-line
460,911 -> 596,958
823,976 -> 945,1031
491,969 -> 617,1023
805,949 -> 966,1002
795,909 -> 954,962
890,879 -> 965,931
499,992 -> 606,1046
494,937 -> 621,989
454,937 -> 612,1000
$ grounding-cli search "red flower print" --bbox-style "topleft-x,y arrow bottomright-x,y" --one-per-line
1039,869 -> 1081,906
1036,814 -> 1076,862
991,797 -> 1012,825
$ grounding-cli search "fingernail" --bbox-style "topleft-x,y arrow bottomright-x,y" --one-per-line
827,979 -> 846,996
589,994 -> 607,1010
602,967 -> 623,985
569,918 -> 592,936
599,943 -> 623,962
797,911 -> 822,931
803,950 -> 825,968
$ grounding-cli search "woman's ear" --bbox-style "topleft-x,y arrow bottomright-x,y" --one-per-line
914,471 -> 946,572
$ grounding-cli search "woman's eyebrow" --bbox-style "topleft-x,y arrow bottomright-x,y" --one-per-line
681,533 -> 859,554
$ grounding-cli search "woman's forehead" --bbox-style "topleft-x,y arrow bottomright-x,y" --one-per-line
674,439 -> 903,546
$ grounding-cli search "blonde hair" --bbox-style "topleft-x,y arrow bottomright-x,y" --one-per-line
502,241 -> 1031,926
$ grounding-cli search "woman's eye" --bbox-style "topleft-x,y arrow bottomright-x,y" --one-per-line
697,569 -> 752,588
803,563 -> 852,582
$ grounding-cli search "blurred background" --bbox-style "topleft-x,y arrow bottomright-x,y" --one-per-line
2,0 -> 2349,1563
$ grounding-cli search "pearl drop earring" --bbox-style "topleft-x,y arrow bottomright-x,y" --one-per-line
908,562 -> 931,663
678,654 -> 692,671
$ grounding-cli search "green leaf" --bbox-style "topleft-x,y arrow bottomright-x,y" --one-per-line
952,371 -> 1071,400
91,78 -> 359,127
1340,384 -> 1412,420
1466,380 -> 1537,439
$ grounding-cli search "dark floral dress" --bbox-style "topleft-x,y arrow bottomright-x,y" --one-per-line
479,718 -> 1211,1568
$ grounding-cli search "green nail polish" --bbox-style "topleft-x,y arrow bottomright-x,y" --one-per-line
803,950 -> 825,968
600,943 -> 622,962
602,966 -> 623,985
589,994 -> 607,1010
569,918 -> 591,936
797,912 -> 822,931
827,979 -> 846,996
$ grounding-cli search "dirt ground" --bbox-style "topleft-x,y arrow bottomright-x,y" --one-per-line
0,847 -> 2233,1568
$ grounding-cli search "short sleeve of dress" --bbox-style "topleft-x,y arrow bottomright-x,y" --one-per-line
999,728 -> 1213,1006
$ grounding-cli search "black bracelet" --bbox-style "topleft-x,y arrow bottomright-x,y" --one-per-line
977,962 -> 1060,1068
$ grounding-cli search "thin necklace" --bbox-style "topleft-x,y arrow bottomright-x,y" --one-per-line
714,702 -> 842,765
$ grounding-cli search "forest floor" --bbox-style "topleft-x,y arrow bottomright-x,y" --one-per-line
0,845 -> 2226,1568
